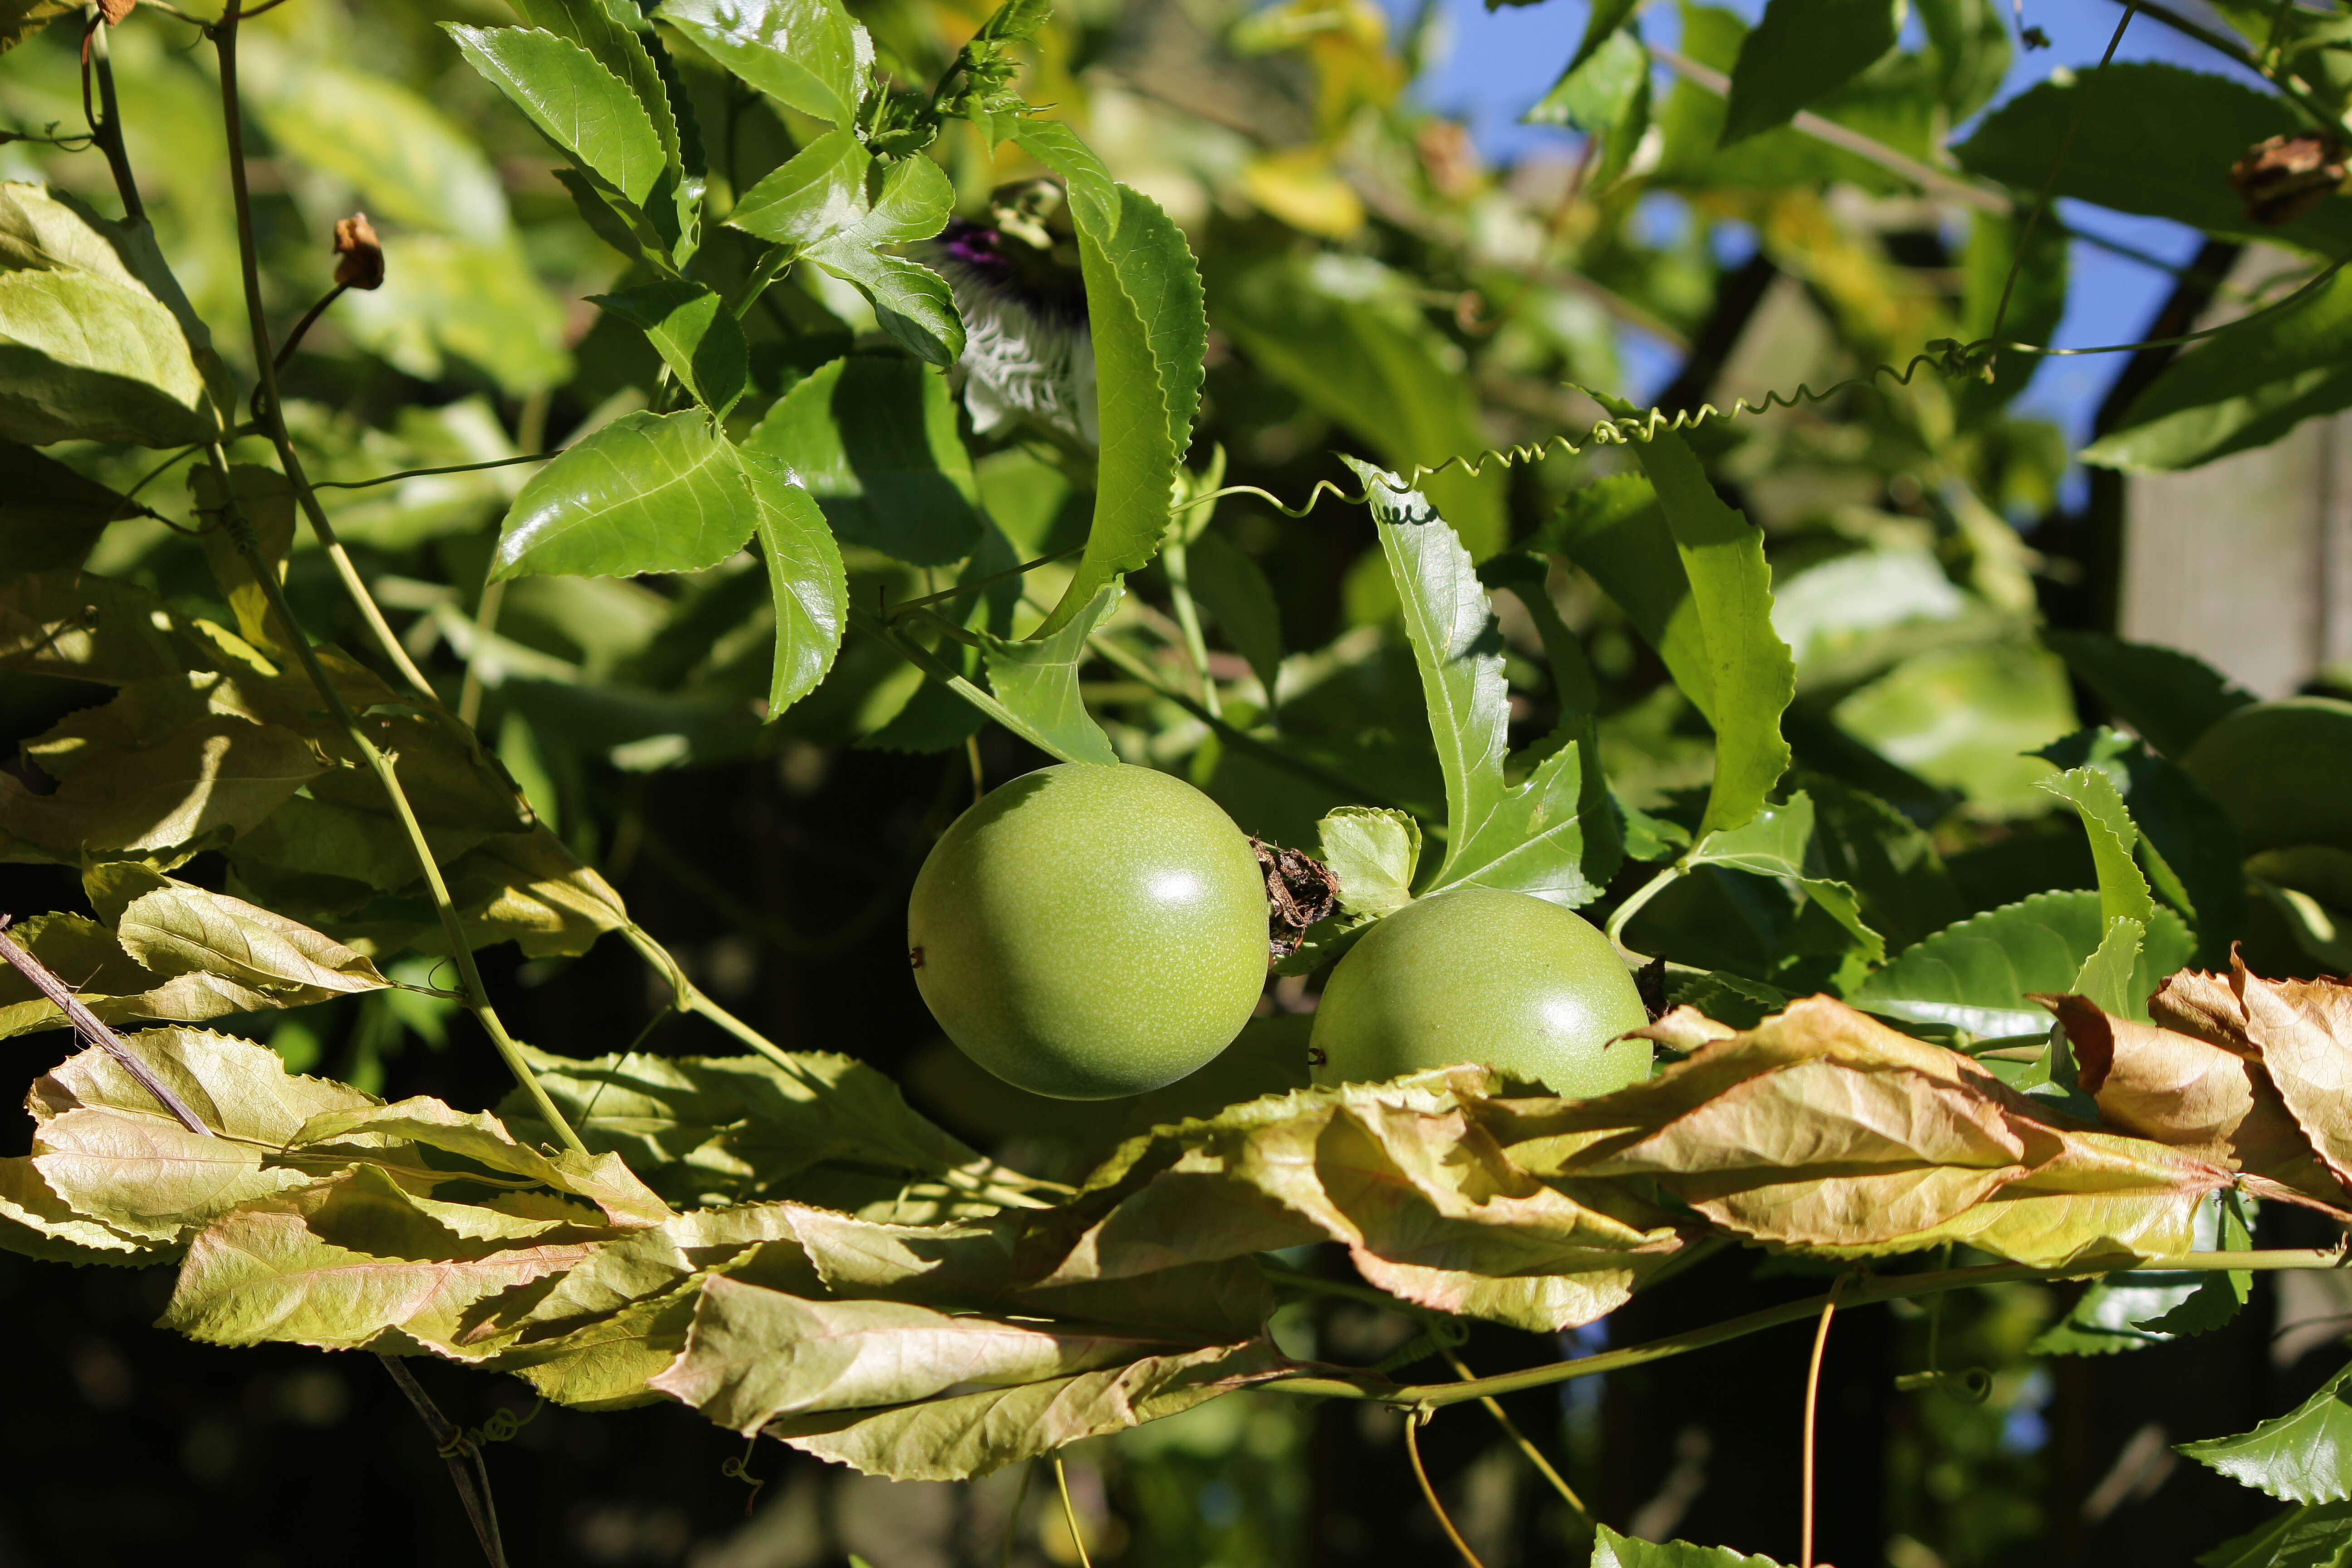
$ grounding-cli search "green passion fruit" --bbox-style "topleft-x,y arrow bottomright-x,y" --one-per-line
1309,888 -> 1651,1097
907,763 -> 1269,1099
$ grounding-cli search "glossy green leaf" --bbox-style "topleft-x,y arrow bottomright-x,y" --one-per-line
491,411 -> 758,581
736,451 -> 848,716
1529,28 -> 1648,133
1953,64 -> 2352,257
590,280 -> 747,413
735,145 -> 961,366
1720,0 -> 1900,144
1212,251 -> 1504,558
2196,1502 -> 2352,1568
2043,630 -> 2254,760
1351,460 -> 1602,907
2183,699 -> 2352,855
445,26 -> 666,206
1850,890 -> 2195,1037
654,0 -> 863,125
0,183 -> 229,446
510,0 -> 681,165
0,443 -> 131,570
724,128 -> 868,248
2042,729 -> 2245,965
1592,1525 -> 1790,1568
1318,806 -> 1420,917
743,354 -> 985,565
2183,1362 -> 2352,1504
1014,123 -> 1209,633
2038,766 -> 2158,933
2087,268 -> 2352,472
1834,642 -> 2074,817
1687,792 -> 1884,962
975,586 -> 1122,765
1624,428 -> 1795,839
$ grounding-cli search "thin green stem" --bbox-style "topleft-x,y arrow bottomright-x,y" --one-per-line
883,545 -> 1083,618
214,4 -> 436,702
1405,1411 -> 1488,1568
1439,1348 -> 1591,1525
204,447 -> 585,1153
309,452 -> 563,493
1159,537 -> 1222,720
1605,862 -> 1684,947
1799,1276 -> 1849,1568
1052,1457 -> 1095,1568
1261,1247 -> 2349,1408
457,576 -> 505,732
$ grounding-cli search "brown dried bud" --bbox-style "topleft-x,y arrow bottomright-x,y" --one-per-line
1252,838 -> 1340,960
97,0 -> 137,26
2231,133 -> 2348,226
332,212 -> 384,290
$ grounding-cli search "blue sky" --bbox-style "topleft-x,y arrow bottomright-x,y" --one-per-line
1384,0 -> 2254,439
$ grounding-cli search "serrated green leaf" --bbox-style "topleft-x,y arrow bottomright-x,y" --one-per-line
509,0 -> 681,165
2042,729 -> 2245,965
2087,267 -> 2352,473
743,354 -> 985,565
2043,630 -> 2254,760
2038,766 -> 2157,934
590,280 -> 747,413
655,0 -> 862,125
1592,1524 -> 1790,1568
1317,806 -> 1419,918
2196,1502 -> 2352,1568
0,183 -> 229,446
1687,792 -> 1884,962
0,1154 -> 146,1264
2069,915 -> 2146,1024
725,128 -> 868,248
445,26 -> 666,207
2185,1362 -> 2352,1504
1625,427 -> 1794,839
1349,461 -> 1603,907
1720,0 -> 1900,144
735,451 -> 847,717
976,585 -> 1121,764
1850,890 -> 2195,1036
1014,123 -> 1208,633
491,411 -> 758,580
0,443 -> 130,570
109,872 -> 389,1001
811,158 -> 960,365
1953,64 -> 2352,258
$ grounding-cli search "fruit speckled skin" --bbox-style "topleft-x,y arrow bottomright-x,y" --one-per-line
908,764 -> 1269,1099
1309,888 -> 1651,1097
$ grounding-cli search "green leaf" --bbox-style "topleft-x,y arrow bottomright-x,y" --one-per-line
1794,773 -> 1964,952
0,911 -> 336,1042
1349,461 -> 1604,907
1849,890 -> 2195,1036
1563,0 -> 1640,74
445,26 -> 667,207
509,0 -> 682,166
0,0 -> 74,52
1954,64 -> 2352,258
1720,0 -> 1900,145
0,443 -> 132,570
2136,1187 -> 2254,1336
491,411 -> 758,581
2043,630 -> 2255,760
1687,792 -> 1885,963
1620,430 -> 1796,840
0,183 -> 230,446
743,354 -> 985,565
104,868 -> 389,1003
1592,1524 -> 1790,1568
725,128 -> 869,248
975,585 -> 1122,765
654,0 -> 863,125
1916,0 -> 2010,118
1318,806 -> 1420,918
1833,642 -> 2075,817
2042,729 -> 2246,966
2197,1503 -> 2352,1568
2087,267 -> 2352,472
2183,699 -> 2352,855
2037,766 -> 2158,933
2183,1362 -> 2352,1504
190,461 -> 295,652
1183,530 -> 1285,704
590,280 -> 747,413
1529,28 -> 1648,133
1014,123 -> 1209,634
1212,252 -> 1505,558
736,452 -> 848,717
2068,915 -> 2146,1027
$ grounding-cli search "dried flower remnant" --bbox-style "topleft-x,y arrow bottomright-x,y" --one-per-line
96,0 -> 136,26
2230,134 -> 2348,225
332,213 -> 383,290
1253,837 -> 1340,958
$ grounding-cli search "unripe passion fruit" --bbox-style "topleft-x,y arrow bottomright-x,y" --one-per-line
907,764 -> 1269,1099
1309,888 -> 1651,1097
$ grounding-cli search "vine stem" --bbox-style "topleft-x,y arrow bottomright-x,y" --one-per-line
1052,1456 -> 1095,1568
1440,1348 -> 1592,1524
83,8 -> 144,220
1159,536 -> 1222,719
1604,861 -> 1684,947
206,447 -> 586,1154
378,1356 -> 510,1568
1406,1408 -> 1489,1568
1261,1247 -> 2349,1408
1800,1275 -> 1850,1568
211,1 -> 436,704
